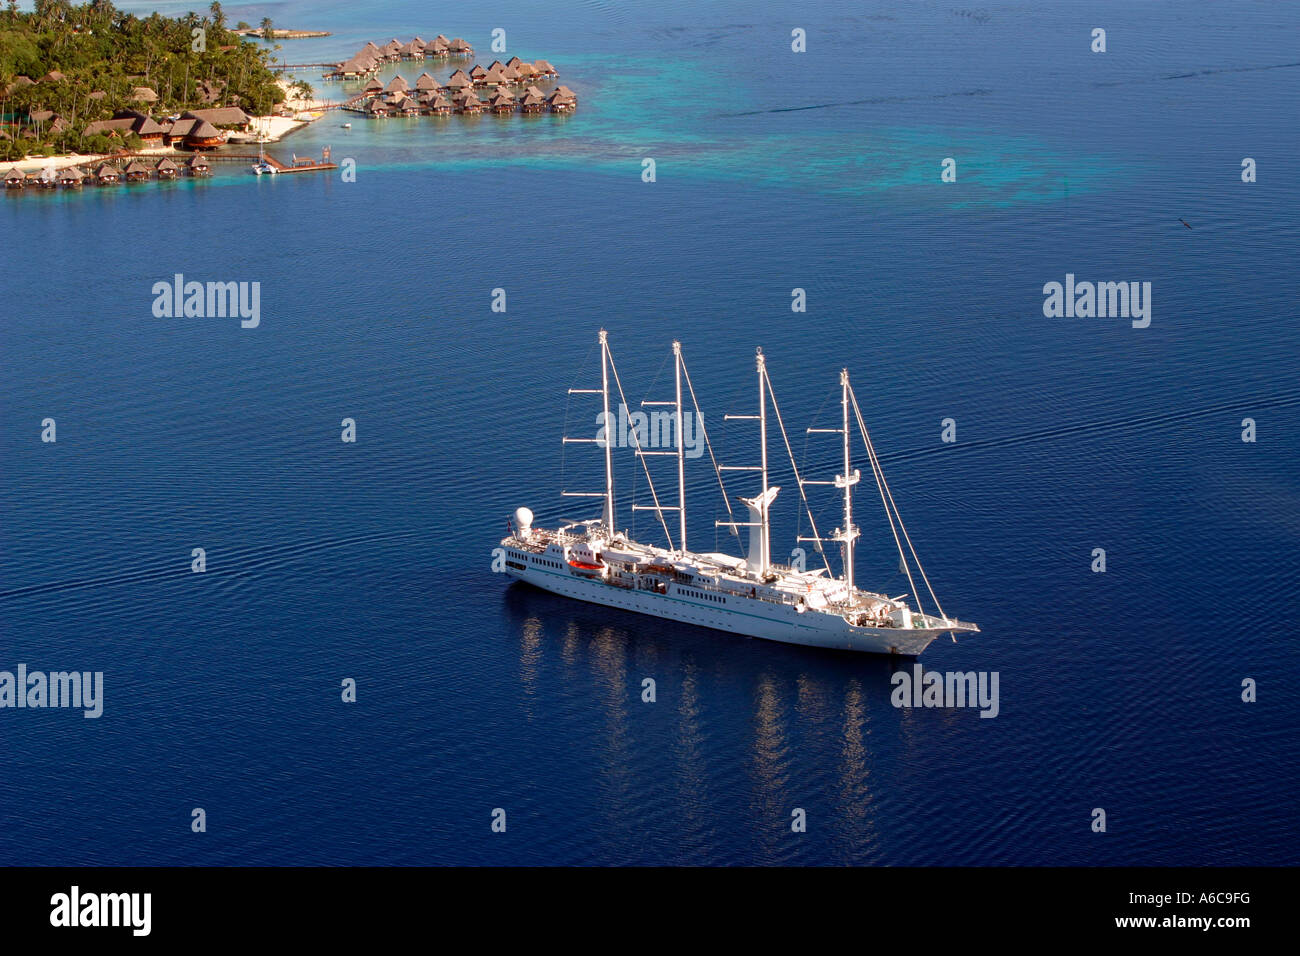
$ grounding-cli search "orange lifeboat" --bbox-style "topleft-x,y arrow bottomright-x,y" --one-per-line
568,559 -> 607,578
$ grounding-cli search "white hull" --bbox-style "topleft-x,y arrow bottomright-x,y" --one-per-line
505,561 -> 943,656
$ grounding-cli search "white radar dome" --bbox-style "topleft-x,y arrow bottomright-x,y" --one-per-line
514,507 -> 534,537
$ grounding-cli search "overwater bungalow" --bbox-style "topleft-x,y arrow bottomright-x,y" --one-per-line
32,169 -> 57,189
331,56 -> 376,79
364,77 -> 384,95
3,168 -> 26,189
501,63 -> 522,84
448,38 -> 473,56
483,65 -> 509,87
122,160 -> 151,182
400,40 -> 424,59
416,72 -> 438,92
428,93 -> 453,115
429,37 -> 449,56
519,89 -> 545,113
389,94 -> 419,115
366,98 -> 392,117
546,90 -> 576,113
186,155 -> 212,176
155,158 -> 179,180
489,90 -> 516,114
469,64 -> 489,85
532,60 -> 558,79
58,166 -> 85,187
382,39 -> 403,60
456,92 -> 485,114
446,70 -> 473,91
385,75 -> 410,94
94,163 -> 120,185
514,62 -> 538,82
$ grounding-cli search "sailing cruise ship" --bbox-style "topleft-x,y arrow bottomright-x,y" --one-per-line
497,331 -> 978,655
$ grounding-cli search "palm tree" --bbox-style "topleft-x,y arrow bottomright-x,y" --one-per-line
260,17 -> 273,41
209,2 -> 224,30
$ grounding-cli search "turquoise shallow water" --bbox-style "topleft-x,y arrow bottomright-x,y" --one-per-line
0,0 -> 1297,866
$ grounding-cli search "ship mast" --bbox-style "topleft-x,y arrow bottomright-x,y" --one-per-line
757,348 -> 771,572
600,330 -> 615,532
720,348 -> 776,577
835,369 -> 861,594
562,329 -> 619,534
674,341 -> 687,552
801,368 -> 860,597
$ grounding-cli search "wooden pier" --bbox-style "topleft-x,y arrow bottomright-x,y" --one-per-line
206,150 -> 338,174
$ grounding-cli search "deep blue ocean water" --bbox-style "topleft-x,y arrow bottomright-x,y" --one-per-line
1,0 -> 1297,865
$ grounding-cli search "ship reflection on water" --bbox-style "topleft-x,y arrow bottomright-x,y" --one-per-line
501,582 -> 893,863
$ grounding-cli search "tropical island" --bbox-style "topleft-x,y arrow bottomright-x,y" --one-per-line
0,1 -> 310,162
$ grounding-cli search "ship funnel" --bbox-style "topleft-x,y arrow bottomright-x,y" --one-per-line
514,507 -> 534,539
738,486 -> 779,575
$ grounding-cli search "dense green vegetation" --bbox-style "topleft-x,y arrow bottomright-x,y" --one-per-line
0,1 -> 289,159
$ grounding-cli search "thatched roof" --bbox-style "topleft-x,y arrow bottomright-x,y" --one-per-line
501,64 -> 521,82
532,60 -> 556,75
446,71 -> 472,89
83,118 -> 136,136
385,75 -> 409,93
167,118 -> 198,138
434,35 -> 449,45
123,160 -> 149,174
186,119 -> 222,140
469,64 -> 487,78
4,168 -> 26,181
416,72 -> 437,90
337,57 -> 373,75
483,65 -> 507,84
182,107 -> 251,128
430,94 -> 452,109
42,70 -> 66,83
95,163 -> 118,177
130,86 -> 158,102
364,78 -> 383,93
449,38 -> 471,53
186,154 -> 210,167
156,158 -> 178,171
